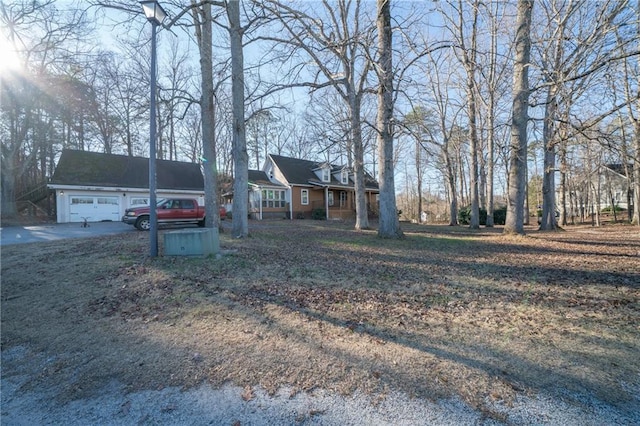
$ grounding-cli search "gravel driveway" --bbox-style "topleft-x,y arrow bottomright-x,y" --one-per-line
2,344 -> 637,426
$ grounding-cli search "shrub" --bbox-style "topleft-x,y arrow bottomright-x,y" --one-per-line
312,208 -> 326,220
492,207 -> 507,225
601,206 -> 625,213
458,206 -> 506,225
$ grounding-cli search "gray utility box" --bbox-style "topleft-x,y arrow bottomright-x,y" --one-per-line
163,228 -> 220,256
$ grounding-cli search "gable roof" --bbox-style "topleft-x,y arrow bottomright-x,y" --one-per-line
604,164 -> 634,179
268,154 -> 379,190
248,170 -> 284,187
50,149 -> 203,191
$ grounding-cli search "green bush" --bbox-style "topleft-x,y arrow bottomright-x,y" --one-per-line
493,207 -> 507,225
458,206 -> 506,225
312,208 -> 326,220
601,206 -> 625,213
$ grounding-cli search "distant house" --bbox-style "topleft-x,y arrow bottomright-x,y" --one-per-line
592,164 -> 635,212
226,154 -> 379,220
48,149 -> 204,223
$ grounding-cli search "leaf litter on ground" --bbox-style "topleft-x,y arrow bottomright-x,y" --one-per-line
1,221 -> 639,421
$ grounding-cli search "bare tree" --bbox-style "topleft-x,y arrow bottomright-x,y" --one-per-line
1,0 -> 92,217
440,0 -> 482,229
476,2 -> 513,227
261,0 -> 375,230
621,8 -> 640,225
227,0 -> 250,238
375,0 -> 402,238
188,1 -> 222,234
533,0 -> 632,230
504,0 -> 533,235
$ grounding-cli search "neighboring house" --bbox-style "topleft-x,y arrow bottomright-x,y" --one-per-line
562,163 -> 635,220
227,154 -> 379,220
592,164 -> 635,211
48,149 -> 204,223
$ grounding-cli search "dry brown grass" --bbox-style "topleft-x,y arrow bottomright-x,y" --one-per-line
2,221 -> 639,419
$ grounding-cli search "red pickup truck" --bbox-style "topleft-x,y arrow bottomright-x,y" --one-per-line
122,198 -> 226,231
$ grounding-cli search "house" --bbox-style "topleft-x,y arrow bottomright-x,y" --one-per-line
48,149 -> 204,223
238,154 -> 379,220
561,163 -> 635,221
246,169 -> 289,219
592,164 -> 635,212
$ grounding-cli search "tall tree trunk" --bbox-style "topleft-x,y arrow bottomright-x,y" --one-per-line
485,8 -> 499,227
634,8 -> 640,226
461,0 -> 481,229
540,84 -> 558,230
445,152 -> 458,226
229,0 -> 249,238
376,0 -> 402,238
486,111 -> 495,227
416,139 -> 423,222
504,0 -> 533,235
558,138 -> 568,226
192,2 -> 221,239
351,93 -> 369,230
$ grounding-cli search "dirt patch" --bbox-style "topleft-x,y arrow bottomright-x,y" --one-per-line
1,221 -> 639,421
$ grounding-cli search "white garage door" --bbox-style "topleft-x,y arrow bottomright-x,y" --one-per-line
69,196 -> 120,222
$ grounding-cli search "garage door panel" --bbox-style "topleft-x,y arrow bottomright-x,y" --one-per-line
69,196 -> 120,222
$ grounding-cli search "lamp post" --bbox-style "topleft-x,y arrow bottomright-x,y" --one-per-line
140,1 -> 166,257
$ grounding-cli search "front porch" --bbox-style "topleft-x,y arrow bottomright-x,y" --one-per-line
307,188 -> 378,220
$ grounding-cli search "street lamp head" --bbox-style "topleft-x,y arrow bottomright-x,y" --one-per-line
140,1 -> 167,25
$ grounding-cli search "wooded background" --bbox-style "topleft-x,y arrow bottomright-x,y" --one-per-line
2,0 -> 638,231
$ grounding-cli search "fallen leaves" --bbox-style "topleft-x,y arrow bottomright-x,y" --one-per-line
1,221 -> 638,413
241,385 -> 254,401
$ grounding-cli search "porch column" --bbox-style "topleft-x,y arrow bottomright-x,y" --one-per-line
325,186 -> 329,220
259,187 -> 262,220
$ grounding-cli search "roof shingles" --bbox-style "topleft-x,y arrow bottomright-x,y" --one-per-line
50,149 -> 203,191
269,154 -> 378,190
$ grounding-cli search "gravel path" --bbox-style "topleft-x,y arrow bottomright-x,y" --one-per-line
2,346 -> 638,426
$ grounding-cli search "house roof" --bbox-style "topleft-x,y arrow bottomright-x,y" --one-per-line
50,149 -> 204,191
268,154 -> 379,190
604,164 -> 634,178
248,170 -> 285,187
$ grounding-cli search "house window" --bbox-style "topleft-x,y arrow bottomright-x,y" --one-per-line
71,197 -> 93,205
130,198 -> 149,206
322,167 -> 330,182
340,191 -> 347,207
97,197 -> 118,205
328,191 -> 334,206
341,170 -> 348,184
301,189 -> 309,205
262,189 -> 286,208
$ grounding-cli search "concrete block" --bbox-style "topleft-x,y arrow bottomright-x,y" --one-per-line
163,228 -> 220,257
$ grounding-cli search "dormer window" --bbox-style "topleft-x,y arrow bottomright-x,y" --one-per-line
322,167 -> 330,182
341,170 -> 348,184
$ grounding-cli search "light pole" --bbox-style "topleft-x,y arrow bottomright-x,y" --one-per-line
140,1 -> 166,257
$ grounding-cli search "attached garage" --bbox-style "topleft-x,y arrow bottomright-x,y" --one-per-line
49,150 -> 205,224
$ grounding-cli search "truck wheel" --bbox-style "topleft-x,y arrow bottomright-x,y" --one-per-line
135,216 -> 151,231
198,218 -> 205,227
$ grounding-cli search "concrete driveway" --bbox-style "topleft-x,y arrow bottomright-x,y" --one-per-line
0,221 -> 133,246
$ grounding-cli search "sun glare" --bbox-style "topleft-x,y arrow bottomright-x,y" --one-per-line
0,31 -> 23,74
